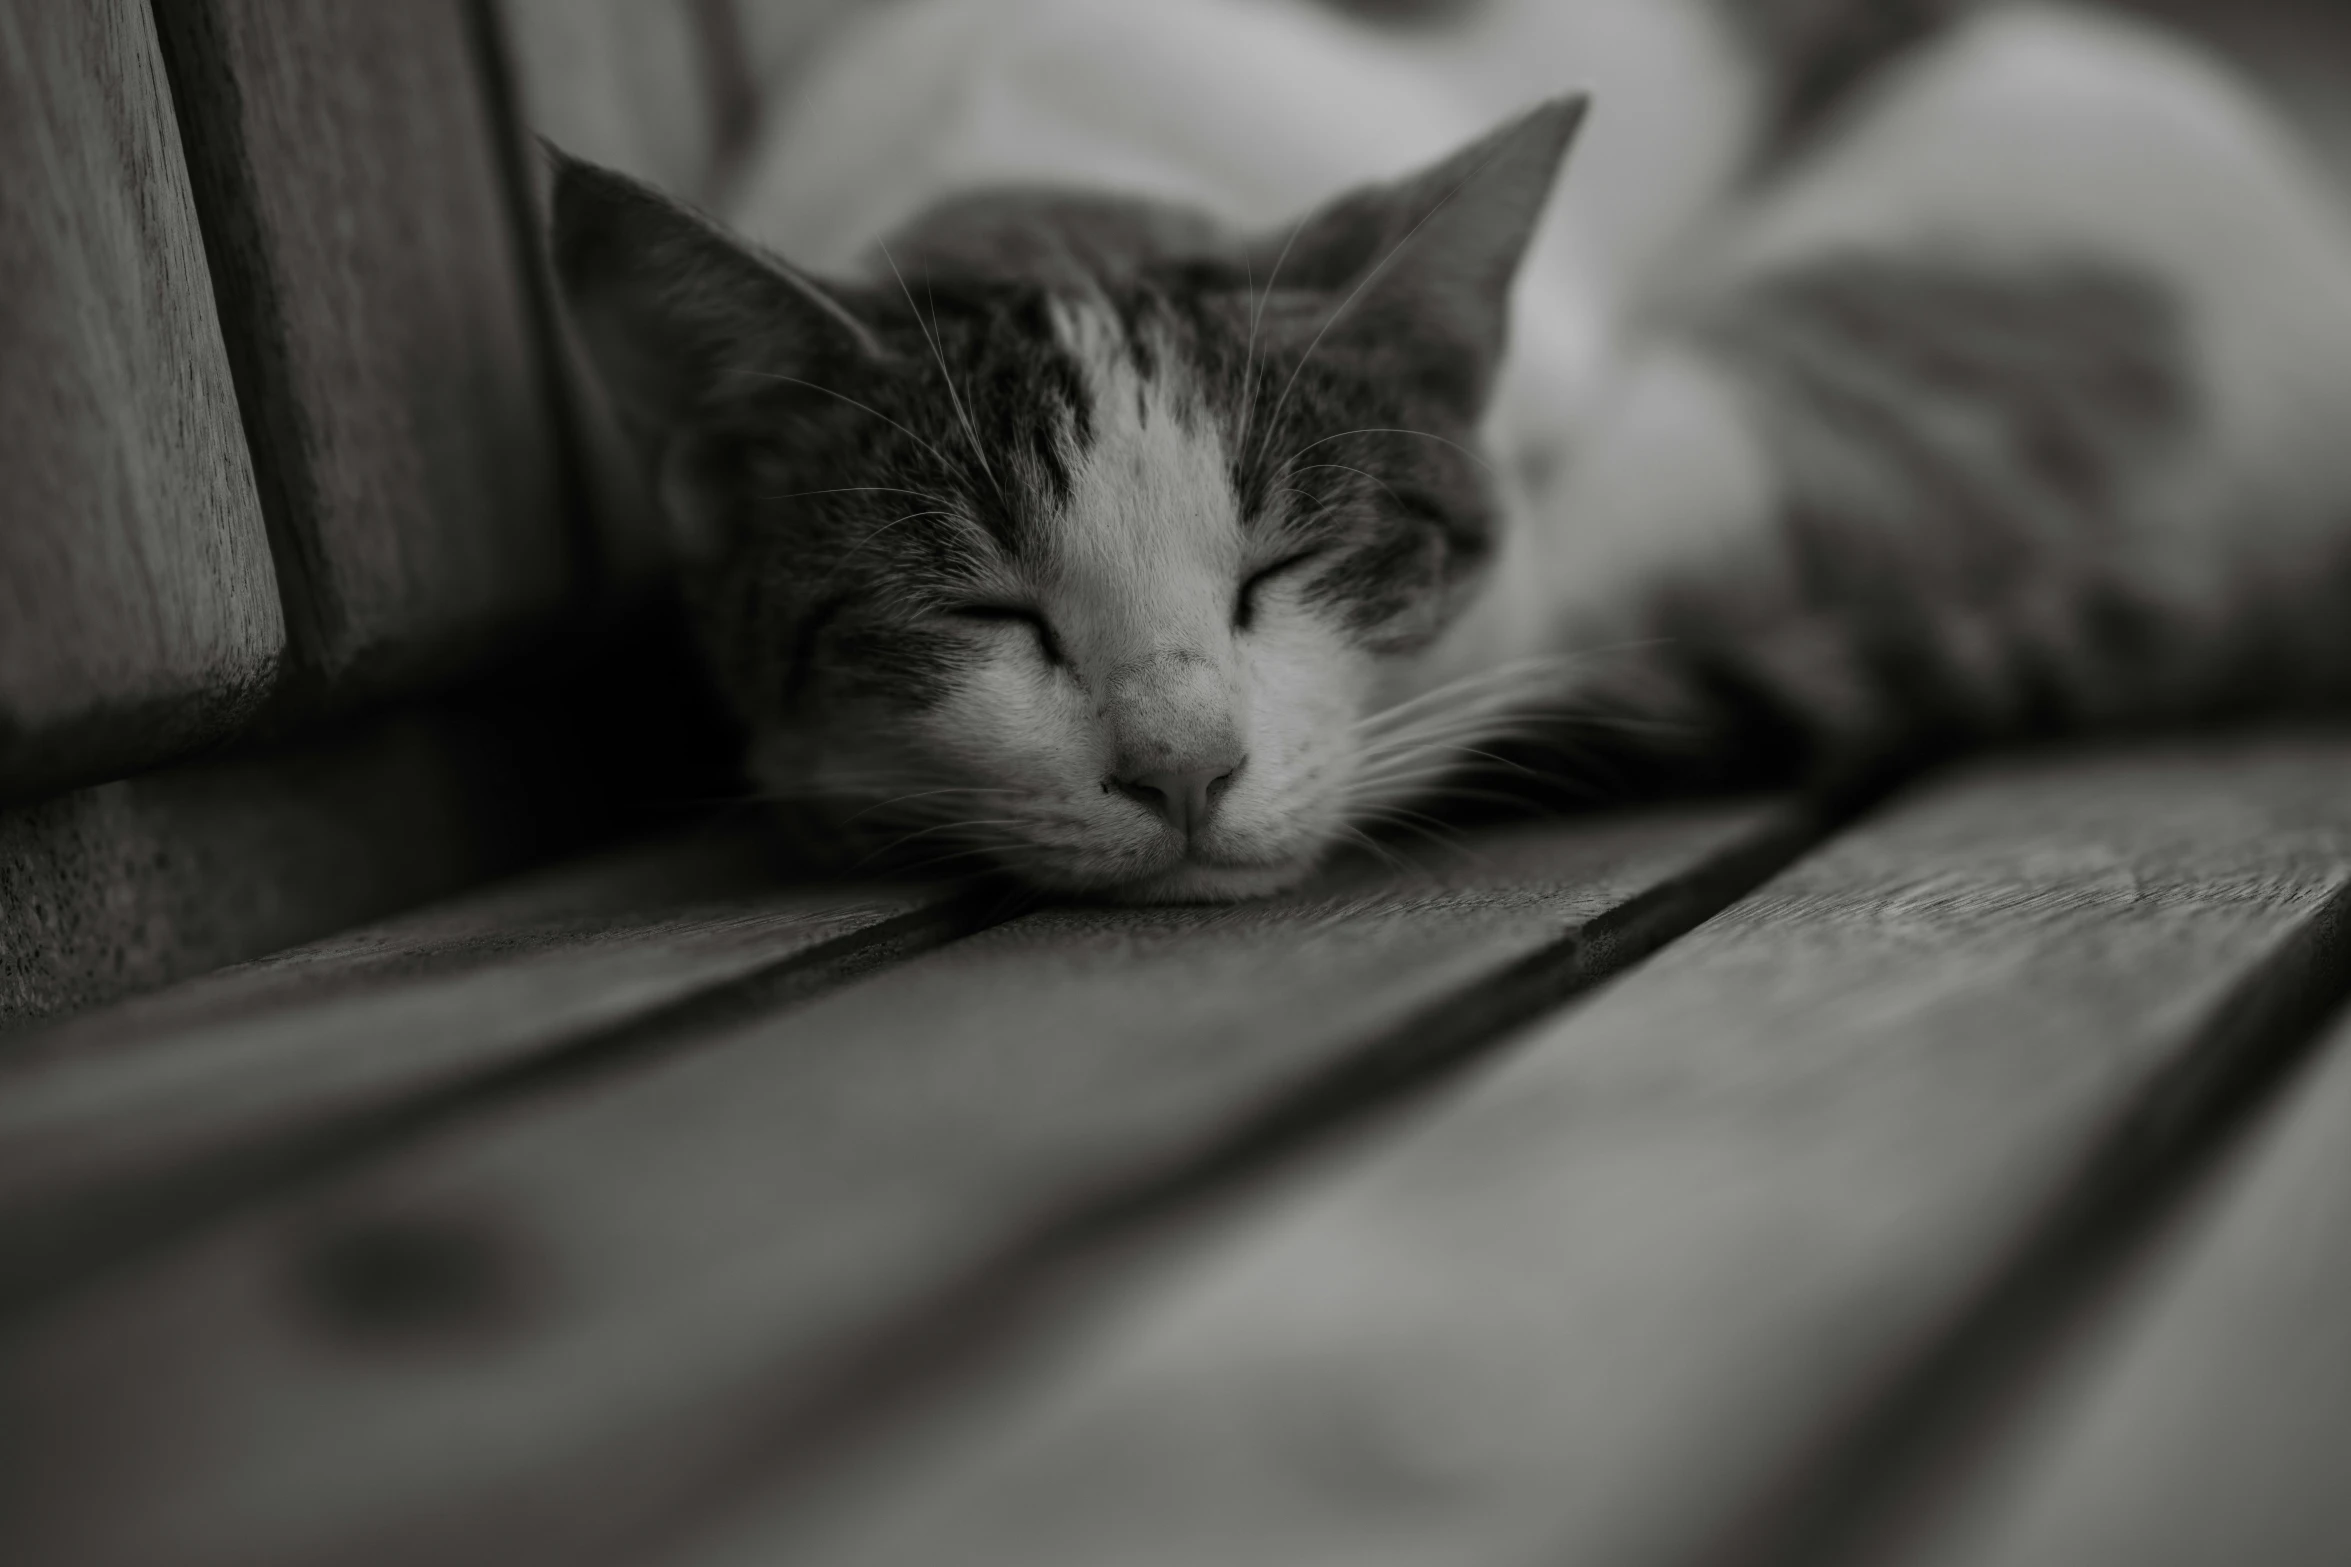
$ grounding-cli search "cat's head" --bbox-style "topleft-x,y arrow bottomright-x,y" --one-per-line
552,98 -> 1582,900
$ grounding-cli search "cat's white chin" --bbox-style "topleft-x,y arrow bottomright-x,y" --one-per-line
1098,857 -> 1318,906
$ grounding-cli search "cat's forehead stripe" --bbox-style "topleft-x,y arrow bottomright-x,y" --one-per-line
1043,295 -> 1244,598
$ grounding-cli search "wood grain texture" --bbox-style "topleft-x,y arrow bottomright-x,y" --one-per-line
696,740 -> 2351,1567
0,712 -> 548,1032
0,825 -> 934,1308
1897,1001 -> 2351,1567
0,805 -> 1776,1567
0,0 -> 282,800
152,0 -> 574,700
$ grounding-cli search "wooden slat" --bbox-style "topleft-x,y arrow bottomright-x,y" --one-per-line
0,804 -> 1782,1567
686,740 -> 2351,1567
0,711 -> 558,1031
0,0 -> 282,801
0,823 -> 936,1307
152,0 -> 573,701
1896,999 -> 2351,1566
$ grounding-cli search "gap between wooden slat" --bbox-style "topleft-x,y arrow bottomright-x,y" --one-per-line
1746,865 -> 2351,1567
617,796 -> 1847,1559
1071,792 -> 1847,1244
0,802 -> 1814,1567
674,740 -> 2351,1567
1890,977 -> 2351,1567
0,883 -> 989,1322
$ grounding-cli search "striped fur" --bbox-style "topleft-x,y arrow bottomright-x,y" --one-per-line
559,0 -> 2351,891
1614,253 -> 2205,772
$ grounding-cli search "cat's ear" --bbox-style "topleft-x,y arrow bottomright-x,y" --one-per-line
548,145 -> 881,432
1258,95 -> 1587,414
548,145 -> 883,559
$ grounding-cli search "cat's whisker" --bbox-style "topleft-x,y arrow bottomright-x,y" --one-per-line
1350,751 -> 1511,791
929,274 -> 1002,495
840,785 -> 1033,826
1550,710 -> 1704,739
755,485 -> 963,509
1332,822 -> 1415,877
1281,426 -> 1500,476
730,369 -> 972,494
1359,704 -> 1575,750
883,841 -> 1038,876
1282,461 -> 1403,508
1355,688 -> 1538,734
1343,673 -> 1692,775
1353,713 -> 1549,766
1250,133 -> 1525,474
813,510 -> 963,599
1350,642 -> 1668,730
1352,827 -> 1463,873
1348,655 -> 1594,735
878,239 -> 1004,503
1235,215 -> 1308,468
1348,769 -> 1483,810
1357,732 -> 1565,779
1373,701 -> 1704,749
1272,486 -> 1335,527
1395,781 -> 1557,814
1354,800 -> 1467,841
1234,242 -> 1261,462
857,816 -> 1036,868
1354,747 -> 1532,798
1353,727 -> 1497,767
1347,739 -> 1572,808
1351,717 -> 1521,764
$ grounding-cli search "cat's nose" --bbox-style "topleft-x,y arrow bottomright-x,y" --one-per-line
1112,759 -> 1242,838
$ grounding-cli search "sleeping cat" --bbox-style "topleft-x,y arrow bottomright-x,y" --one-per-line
552,0 -> 2351,901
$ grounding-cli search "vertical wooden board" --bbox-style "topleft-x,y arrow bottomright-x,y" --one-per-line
0,711 -> 548,1031
153,0 -> 573,700
0,824 -> 938,1308
0,0 -> 282,800
684,741 -> 2351,1567
0,804 -> 1789,1567
498,0 -> 719,201
1895,1012 -> 2351,1567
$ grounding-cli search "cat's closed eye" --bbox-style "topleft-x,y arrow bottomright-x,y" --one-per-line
1235,549 -> 1323,632
951,604 -> 1067,666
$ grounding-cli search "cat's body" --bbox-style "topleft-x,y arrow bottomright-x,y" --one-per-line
555,0 -> 2351,899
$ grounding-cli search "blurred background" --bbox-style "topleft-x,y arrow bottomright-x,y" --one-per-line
500,0 -> 2351,212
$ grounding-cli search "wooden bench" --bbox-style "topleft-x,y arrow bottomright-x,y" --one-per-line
7,740 -> 2351,1566
7,4 -> 2351,1565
